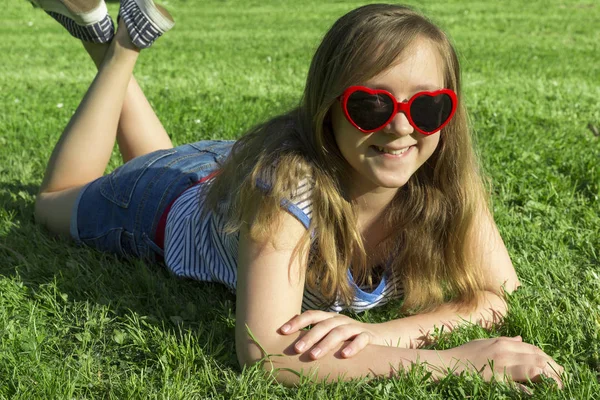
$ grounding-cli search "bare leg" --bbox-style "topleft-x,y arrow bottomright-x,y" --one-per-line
83,42 -> 173,162
35,23 -> 145,236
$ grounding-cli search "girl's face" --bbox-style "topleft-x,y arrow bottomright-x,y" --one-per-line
331,38 -> 445,196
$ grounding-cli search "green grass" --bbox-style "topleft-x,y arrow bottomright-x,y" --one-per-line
1,0 -> 599,398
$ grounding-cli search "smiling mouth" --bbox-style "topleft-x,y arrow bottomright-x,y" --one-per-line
371,145 -> 413,155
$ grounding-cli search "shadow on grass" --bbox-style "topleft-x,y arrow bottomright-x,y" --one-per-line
0,180 -> 239,368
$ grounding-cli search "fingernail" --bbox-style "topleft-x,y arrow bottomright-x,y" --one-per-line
296,341 -> 305,351
311,348 -> 321,357
342,348 -> 352,356
281,324 -> 290,333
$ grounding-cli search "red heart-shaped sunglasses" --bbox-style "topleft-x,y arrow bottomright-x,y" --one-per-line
339,86 -> 458,135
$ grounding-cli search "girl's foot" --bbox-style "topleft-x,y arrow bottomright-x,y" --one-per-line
118,0 -> 174,49
27,0 -> 115,43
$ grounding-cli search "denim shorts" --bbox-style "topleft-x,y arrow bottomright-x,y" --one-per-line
70,139 -> 235,261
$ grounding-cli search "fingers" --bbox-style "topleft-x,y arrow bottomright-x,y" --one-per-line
541,368 -> 564,389
541,358 -> 565,384
502,340 -> 565,385
510,341 -> 564,376
513,382 -> 533,396
297,323 -> 370,359
290,317 -> 347,354
310,329 -> 372,360
301,322 -> 352,357
340,332 -> 371,358
507,364 -> 564,389
482,364 -> 563,390
487,349 -> 565,389
461,337 -> 565,389
279,310 -> 333,334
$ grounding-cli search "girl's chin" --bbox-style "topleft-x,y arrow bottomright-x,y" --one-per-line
348,166 -> 415,192
374,178 -> 410,189
370,169 -> 414,188
361,173 -> 412,191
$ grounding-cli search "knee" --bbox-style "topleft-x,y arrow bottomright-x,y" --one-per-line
33,190 -> 76,238
34,192 -> 50,228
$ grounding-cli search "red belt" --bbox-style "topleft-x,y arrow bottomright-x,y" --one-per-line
154,169 -> 221,258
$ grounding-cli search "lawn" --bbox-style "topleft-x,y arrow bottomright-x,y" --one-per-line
1,0 -> 599,398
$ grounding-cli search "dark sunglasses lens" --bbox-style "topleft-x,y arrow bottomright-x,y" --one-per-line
410,93 -> 453,133
346,91 -> 395,131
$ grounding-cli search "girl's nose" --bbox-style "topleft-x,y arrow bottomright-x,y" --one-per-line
383,111 -> 414,136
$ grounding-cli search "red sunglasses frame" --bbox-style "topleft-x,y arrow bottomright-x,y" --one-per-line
339,85 -> 458,135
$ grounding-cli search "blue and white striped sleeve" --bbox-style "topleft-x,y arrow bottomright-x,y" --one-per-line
255,175 -> 314,230
280,177 -> 313,229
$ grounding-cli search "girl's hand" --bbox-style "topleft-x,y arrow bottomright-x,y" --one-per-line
278,310 -> 381,359
444,336 -> 564,388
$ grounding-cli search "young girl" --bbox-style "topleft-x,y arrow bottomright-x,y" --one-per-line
32,0 -> 564,388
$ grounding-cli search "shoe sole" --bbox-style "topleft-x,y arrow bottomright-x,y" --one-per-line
133,0 -> 174,32
30,0 -> 107,26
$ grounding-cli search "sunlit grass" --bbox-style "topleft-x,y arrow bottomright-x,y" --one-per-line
0,0 -> 598,397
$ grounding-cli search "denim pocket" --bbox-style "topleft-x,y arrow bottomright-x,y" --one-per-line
81,228 -> 140,259
81,228 -> 125,256
99,148 -> 177,208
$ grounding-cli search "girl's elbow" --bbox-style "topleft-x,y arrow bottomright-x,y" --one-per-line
236,347 -> 301,388
486,275 -> 521,298
500,276 -> 521,296
509,277 -> 522,293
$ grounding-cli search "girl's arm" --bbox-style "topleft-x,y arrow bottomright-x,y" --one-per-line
258,332 -> 562,388
236,210 -> 562,387
233,210 -> 452,380
373,206 -> 521,348
372,290 -> 509,348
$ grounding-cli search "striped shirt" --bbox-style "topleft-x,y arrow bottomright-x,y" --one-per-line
163,175 -> 404,313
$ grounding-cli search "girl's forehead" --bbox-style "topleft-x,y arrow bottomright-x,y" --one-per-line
362,39 -> 445,94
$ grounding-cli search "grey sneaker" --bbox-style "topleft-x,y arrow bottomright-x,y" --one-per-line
118,0 -> 174,49
27,0 -> 115,43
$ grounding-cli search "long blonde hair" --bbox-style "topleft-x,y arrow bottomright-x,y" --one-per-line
203,4 -> 488,312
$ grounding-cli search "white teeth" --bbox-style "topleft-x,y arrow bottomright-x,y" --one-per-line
376,146 -> 410,155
